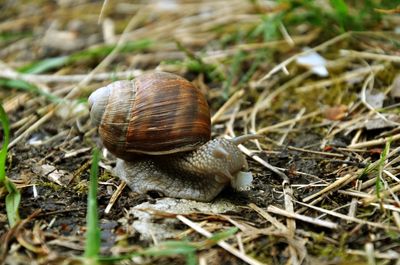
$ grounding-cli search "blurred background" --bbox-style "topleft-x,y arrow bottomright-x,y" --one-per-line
1,1 -> 400,264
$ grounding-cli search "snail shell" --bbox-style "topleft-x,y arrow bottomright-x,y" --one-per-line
88,72 -> 211,160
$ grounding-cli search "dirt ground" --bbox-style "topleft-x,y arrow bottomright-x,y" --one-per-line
1,1 -> 400,265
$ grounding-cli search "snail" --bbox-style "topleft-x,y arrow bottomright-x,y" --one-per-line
89,71 -> 258,201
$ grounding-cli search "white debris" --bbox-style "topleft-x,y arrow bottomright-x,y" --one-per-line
296,49 -> 329,77
28,133 -> 46,145
56,101 -> 88,120
155,0 -> 178,11
345,113 -> 400,133
363,90 -> 385,109
32,184 -> 38,198
42,24 -> 84,51
390,75 -> 400,98
232,171 -> 253,190
33,164 -> 73,186
365,114 -> 400,130
126,198 -> 239,240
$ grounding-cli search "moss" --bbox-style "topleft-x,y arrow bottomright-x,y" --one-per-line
36,181 -> 62,191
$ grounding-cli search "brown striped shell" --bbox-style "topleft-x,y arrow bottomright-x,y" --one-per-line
88,71 -> 211,160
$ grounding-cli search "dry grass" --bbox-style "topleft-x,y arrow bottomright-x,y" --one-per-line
1,0 -> 400,264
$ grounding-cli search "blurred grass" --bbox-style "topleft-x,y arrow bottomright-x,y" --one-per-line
68,39 -> 152,64
0,0 -> 399,263
1,1 -> 395,102
0,32 -> 32,42
280,0 -> 385,31
175,40 -> 223,82
99,227 -> 238,265
0,39 -> 152,102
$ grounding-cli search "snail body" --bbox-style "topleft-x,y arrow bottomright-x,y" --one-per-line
116,137 -> 254,201
89,71 -> 256,201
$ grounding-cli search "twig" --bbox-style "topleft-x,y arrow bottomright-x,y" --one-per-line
8,109 -> 56,149
361,183 -> 400,205
360,72 -> 400,127
256,32 -> 350,84
348,133 -> 400,149
67,11 -> 145,99
248,203 -> 287,231
238,144 -> 289,182
278,108 -> 305,145
369,203 -> 400,213
295,64 -> 385,93
211,89 -> 244,124
338,185 -> 374,204
296,201 -> 400,231
347,180 -> 361,223
340,49 -> 400,63
346,249 -> 399,260
365,243 -> 376,265
105,181 -> 127,214
6,12 -> 143,149
98,0 -> 110,23
176,215 -> 265,265
267,205 -> 338,229
282,181 -> 301,265
393,212 -> 400,229
287,146 -> 344,158
0,70 -> 142,83
257,110 -> 321,134
302,173 -> 356,203
250,71 -> 312,135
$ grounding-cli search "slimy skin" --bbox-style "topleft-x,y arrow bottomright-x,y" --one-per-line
88,73 -> 260,201
115,137 -> 253,201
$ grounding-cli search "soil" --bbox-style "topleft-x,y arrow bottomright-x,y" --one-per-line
1,1 -> 400,264
0,117 -> 354,264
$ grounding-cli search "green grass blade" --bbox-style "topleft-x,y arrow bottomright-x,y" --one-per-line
17,40 -> 152,75
376,139 -> 391,200
18,56 -> 68,74
223,51 -> 245,98
2,40 -> 152,103
0,79 -> 63,103
69,39 -> 152,64
1,57 -> 68,103
98,226 -> 238,263
0,31 -> 32,42
330,0 -> 350,31
0,56 -> 66,103
0,104 -> 21,226
203,227 -> 238,245
0,104 -> 10,182
185,252 -> 196,265
5,178 -> 21,226
84,148 -> 101,263
142,241 -> 197,256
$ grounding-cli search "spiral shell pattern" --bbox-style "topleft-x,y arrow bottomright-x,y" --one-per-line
89,72 -> 211,159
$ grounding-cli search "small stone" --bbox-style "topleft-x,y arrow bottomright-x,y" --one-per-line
124,197 -> 239,240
